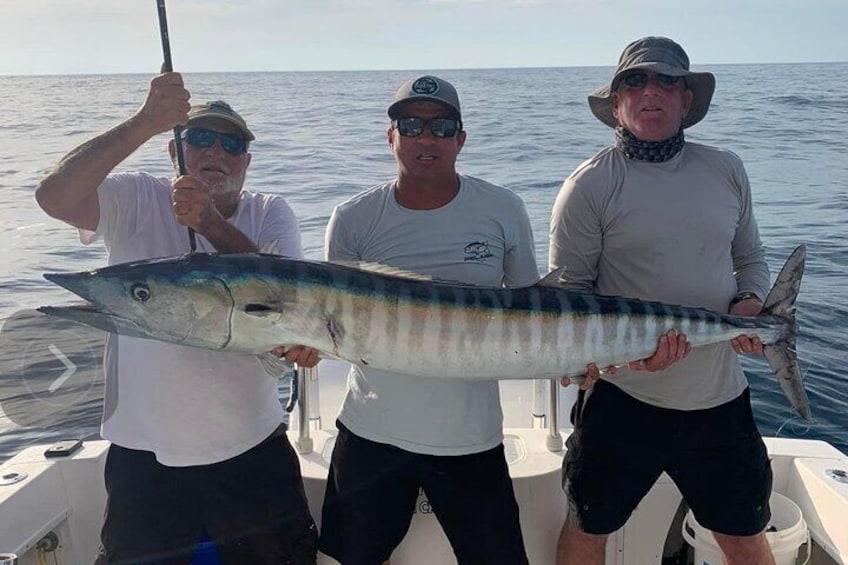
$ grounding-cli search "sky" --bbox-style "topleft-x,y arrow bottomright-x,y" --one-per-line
1,0 -> 846,76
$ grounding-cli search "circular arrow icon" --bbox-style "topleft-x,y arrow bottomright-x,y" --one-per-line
0,309 -> 104,429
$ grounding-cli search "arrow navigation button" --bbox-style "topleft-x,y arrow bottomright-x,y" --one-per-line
0,309 -> 104,429
47,344 -> 77,393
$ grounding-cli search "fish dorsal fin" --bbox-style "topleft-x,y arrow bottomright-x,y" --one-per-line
537,267 -> 568,287
330,260 -> 438,282
258,239 -> 279,255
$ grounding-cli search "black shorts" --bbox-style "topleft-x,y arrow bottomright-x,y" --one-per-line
96,427 -> 317,564
563,381 -> 772,536
319,422 -> 528,565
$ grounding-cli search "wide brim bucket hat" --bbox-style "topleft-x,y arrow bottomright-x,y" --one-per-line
588,36 -> 716,130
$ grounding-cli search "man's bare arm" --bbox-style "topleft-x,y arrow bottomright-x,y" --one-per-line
35,73 -> 190,230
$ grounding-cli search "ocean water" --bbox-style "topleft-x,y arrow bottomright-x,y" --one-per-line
0,64 -> 846,460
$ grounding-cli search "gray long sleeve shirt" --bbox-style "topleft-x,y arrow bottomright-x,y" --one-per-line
549,142 -> 770,410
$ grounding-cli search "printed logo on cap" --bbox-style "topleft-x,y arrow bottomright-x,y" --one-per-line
412,77 -> 440,95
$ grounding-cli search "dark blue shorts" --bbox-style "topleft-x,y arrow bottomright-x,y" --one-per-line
563,381 -> 772,536
319,421 -> 528,565
96,427 -> 317,564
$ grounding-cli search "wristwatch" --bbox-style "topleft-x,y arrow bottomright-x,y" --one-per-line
730,292 -> 760,306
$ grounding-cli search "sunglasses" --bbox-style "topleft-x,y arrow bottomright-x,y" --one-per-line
620,72 -> 684,90
181,127 -> 248,155
394,117 -> 462,138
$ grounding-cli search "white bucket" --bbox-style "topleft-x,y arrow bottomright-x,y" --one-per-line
682,492 -> 810,565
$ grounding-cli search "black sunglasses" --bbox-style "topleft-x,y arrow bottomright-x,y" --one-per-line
620,71 -> 684,90
181,127 -> 248,155
394,117 -> 462,138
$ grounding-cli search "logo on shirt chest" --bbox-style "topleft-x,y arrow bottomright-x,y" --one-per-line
464,241 -> 493,262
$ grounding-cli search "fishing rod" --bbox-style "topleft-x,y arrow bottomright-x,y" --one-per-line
155,0 -> 197,252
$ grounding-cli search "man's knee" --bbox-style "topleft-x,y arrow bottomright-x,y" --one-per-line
557,520 -> 608,565
562,520 -> 607,545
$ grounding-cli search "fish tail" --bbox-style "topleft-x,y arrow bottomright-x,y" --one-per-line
761,244 -> 805,319
759,245 -> 811,420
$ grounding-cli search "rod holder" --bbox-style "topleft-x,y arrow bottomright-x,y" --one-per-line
295,366 -> 315,454
546,379 -> 563,452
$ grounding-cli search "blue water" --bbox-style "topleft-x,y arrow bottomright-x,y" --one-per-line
0,64 -> 846,460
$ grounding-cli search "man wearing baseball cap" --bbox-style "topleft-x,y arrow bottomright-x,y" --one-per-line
550,37 -> 774,564
317,75 -> 537,564
36,73 -> 317,563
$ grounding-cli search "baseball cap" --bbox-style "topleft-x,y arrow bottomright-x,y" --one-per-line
387,75 -> 461,120
186,100 -> 256,141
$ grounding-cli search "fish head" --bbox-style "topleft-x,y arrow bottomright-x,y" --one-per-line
39,255 -> 235,350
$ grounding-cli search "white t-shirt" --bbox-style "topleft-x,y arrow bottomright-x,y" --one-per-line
325,175 -> 539,455
82,171 -> 303,466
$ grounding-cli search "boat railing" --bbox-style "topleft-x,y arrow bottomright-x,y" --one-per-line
292,364 -> 564,455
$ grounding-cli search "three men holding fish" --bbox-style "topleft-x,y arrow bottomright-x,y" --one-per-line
36,80 -> 317,562
35,36 -> 779,565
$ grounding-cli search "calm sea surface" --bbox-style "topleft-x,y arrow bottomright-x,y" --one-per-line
0,64 -> 846,460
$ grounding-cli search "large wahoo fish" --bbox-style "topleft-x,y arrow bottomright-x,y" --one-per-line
39,245 -> 810,419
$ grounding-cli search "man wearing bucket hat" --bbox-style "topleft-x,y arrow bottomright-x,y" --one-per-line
36,74 -> 318,563
316,75 -> 537,564
549,37 -> 775,564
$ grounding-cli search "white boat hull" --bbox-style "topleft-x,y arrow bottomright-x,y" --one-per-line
1,361 -> 846,564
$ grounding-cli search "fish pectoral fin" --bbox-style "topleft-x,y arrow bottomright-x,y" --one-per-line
256,351 -> 295,377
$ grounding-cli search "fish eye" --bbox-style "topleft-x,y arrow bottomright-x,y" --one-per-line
130,283 -> 151,302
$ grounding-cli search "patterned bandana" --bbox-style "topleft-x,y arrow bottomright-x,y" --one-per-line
614,127 -> 685,162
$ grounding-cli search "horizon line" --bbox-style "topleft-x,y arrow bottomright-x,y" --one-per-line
2,59 -> 847,79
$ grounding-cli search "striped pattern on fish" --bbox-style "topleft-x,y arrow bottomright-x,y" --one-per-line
250,261 -> 777,376
38,245 -> 809,419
